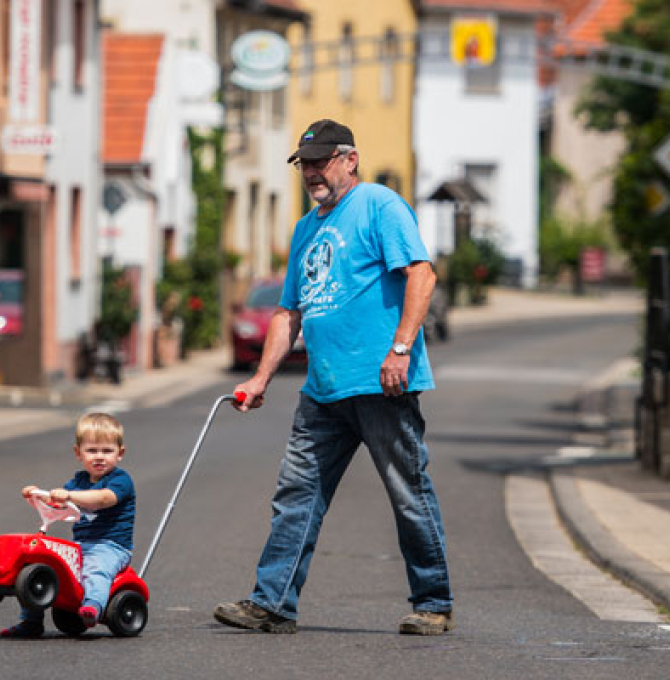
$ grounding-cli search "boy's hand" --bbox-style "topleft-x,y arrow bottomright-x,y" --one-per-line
49,488 -> 70,505
21,485 -> 38,499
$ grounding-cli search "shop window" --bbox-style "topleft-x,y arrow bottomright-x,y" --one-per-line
0,209 -> 25,336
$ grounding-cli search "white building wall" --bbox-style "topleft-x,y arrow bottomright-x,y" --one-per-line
47,0 -> 101,342
552,68 -> 625,222
414,18 -> 539,287
101,0 -> 217,56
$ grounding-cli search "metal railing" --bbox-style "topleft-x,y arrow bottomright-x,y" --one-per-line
636,248 -> 669,471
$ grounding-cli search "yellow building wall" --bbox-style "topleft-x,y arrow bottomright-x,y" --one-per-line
286,0 -> 417,230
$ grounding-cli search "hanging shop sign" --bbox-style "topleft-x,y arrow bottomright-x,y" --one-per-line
230,30 -> 290,91
1,124 -> 59,155
450,15 -> 497,67
9,0 -> 42,121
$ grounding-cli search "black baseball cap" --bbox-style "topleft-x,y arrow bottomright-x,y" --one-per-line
287,119 -> 355,163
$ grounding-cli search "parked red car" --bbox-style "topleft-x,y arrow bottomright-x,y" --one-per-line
230,278 -> 307,371
0,269 -> 24,336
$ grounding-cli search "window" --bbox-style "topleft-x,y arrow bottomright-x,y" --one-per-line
271,87 -> 285,126
339,23 -> 354,102
380,28 -> 399,104
46,0 -> 58,83
73,0 -> 85,90
298,24 -> 313,97
70,187 -> 82,282
375,170 -> 401,195
464,59 -> 501,95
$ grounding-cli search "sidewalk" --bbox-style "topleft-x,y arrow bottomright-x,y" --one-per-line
4,286 -> 670,613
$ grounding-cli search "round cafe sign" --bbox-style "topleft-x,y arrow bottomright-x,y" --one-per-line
230,30 -> 290,91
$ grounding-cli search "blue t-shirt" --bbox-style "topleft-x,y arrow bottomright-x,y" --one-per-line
64,467 -> 135,551
280,182 -> 435,403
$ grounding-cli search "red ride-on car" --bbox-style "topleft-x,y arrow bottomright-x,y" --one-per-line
0,490 -> 149,637
230,278 -> 307,371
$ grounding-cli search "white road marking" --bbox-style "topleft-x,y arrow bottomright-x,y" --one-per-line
506,474 -> 662,623
434,365 -> 590,384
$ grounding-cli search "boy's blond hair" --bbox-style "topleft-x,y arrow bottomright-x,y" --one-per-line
75,412 -> 124,447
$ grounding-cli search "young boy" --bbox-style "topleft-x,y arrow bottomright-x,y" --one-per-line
1,412 -> 135,638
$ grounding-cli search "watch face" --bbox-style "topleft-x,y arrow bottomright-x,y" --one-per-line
393,343 -> 409,355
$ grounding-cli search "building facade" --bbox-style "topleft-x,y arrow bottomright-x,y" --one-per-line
286,0 -> 418,227
0,0 -> 101,386
414,0 -> 554,287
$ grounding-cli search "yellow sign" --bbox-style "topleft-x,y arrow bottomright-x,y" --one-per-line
645,182 -> 670,216
451,16 -> 497,66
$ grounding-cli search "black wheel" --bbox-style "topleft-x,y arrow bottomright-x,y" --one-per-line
15,564 -> 59,611
52,608 -> 87,636
105,590 -> 148,637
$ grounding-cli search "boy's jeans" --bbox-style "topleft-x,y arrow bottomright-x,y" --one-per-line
22,540 -> 131,623
250,392 -> 453,620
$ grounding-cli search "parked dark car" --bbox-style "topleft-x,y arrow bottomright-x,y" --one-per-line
230,278 -> 307,371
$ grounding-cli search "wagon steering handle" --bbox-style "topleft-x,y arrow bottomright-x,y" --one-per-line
138,392 -> 245,579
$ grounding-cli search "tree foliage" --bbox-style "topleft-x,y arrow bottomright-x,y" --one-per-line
98,262 -> 138,348
575,0 -> 670,283
157,128 -> 225,351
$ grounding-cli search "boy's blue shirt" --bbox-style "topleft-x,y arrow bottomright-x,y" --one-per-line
64,467 -> 135,551
280,183 -> 435,403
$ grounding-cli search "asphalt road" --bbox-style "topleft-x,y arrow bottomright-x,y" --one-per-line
2,311 -> 670,679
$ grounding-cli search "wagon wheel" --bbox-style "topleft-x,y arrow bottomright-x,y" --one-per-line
15,564 -> 59,611
105,590 -> 148,637
52,608 -> 87,636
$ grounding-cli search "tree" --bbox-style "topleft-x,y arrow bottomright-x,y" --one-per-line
575,0 -> 670,283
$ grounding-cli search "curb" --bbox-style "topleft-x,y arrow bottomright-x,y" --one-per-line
550,470 -> 670,612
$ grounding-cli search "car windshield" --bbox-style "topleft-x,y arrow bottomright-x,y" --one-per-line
247,284 -> 282,309
0,278 -> 22,304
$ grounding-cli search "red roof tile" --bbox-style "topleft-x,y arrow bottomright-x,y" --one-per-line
563,0 -> 631,44
102,33 -> 164,164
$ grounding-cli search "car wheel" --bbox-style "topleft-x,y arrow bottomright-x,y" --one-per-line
52,608 -> 87,636
105,590 -> 148,637
16,564 -> 59,610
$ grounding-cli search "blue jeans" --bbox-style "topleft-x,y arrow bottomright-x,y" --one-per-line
21,540 -> 131,623
250,392 -> 452,620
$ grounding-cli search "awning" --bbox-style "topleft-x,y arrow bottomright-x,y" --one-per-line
427,179 -> 486,203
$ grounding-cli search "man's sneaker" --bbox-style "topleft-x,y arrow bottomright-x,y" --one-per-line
0,621 -> 45,639
78,605 -> 98,629
398,610 -> 454,635
213,599 -> 297,634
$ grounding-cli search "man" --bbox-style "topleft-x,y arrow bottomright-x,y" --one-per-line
214,119 -> 453,635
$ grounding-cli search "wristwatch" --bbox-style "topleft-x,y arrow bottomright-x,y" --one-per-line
392,342 -> 410,356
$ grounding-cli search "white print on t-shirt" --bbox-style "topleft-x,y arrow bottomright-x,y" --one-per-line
42,538 -> 82,582
300,225 -> 345,318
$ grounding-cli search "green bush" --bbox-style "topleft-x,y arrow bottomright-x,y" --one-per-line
97,263 -> 138,348
447,237 -> 505,305
539,216 -> 609,288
